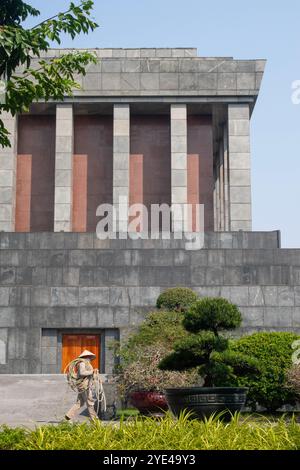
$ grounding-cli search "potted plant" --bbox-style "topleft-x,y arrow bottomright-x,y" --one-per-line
116,343 -> 198,416
159,297 -> 260,420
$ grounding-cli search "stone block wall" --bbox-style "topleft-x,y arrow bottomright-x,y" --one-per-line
35,49 -> 263,98
1,230 -> 299,375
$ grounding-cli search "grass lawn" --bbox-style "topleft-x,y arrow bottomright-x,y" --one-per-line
116,408 -> 140,419
0,412 -> 300,450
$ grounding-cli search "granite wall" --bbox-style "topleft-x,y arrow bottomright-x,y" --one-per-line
1,230 -> 300,374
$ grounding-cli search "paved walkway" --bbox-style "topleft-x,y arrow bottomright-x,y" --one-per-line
0,375 -> 115,429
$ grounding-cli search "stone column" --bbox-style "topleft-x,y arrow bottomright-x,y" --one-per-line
228,104 -> 252,231
113,104 -> 130,233
0,112 -> 17,231
214,160 -> 220,231
213,176 -> 217,232
219,136 -> 225,232
223,122 -> 230,231
54,104 -> 73,232
171,104 -> 187,232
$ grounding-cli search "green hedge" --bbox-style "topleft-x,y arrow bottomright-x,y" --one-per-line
231,332 -> 300,411
1,414 -> 300,450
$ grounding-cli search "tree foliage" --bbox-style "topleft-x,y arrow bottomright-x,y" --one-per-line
159,297 -> 259,387
183,297 -> 242,335
0,0 -> 98,147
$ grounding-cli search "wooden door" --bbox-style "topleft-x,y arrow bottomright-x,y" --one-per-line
61,334 -> 100,372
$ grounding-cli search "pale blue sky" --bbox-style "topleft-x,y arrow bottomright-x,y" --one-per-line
25,1 -> 300,247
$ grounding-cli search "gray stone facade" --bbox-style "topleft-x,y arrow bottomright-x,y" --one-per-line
171,104 -> 188,231
3,47 -> 267,233
62,49 -> 263,98
54,104 -> 74,232
1,230 -> 300,374
113,104 -> 130,230
0,112 -> 17,232
1,48 -> 297,376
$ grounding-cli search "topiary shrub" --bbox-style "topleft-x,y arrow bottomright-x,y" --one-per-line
183,297 -> 243,334
156,287 -> 198,313
159,297 -> 259,387
231,332 -> 300,411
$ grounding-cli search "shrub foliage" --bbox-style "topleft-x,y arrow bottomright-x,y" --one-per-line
231,332 -> 300,411
1,414 -> 300,450
116,310 -> 188,366
159,297 -> 259,387
117,344 -> 198,398
286,365 -> 300,397
114,310 -> 197,399
156,288 -> 198,313
183,297 -> 242,333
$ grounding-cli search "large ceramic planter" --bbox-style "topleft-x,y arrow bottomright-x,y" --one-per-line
165,387 -> 248,420
129,391 -> 169,416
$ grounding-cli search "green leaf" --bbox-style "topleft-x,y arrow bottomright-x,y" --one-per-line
0,1 -> 98,147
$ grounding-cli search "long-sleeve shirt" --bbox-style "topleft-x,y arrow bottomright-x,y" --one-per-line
78,361 -> 94,377
76,360 -> 94,391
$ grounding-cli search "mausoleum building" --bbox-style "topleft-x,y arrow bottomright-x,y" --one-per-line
0,48 -> 299,375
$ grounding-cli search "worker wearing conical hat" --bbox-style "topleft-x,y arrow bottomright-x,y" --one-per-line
65,350 -> 99,421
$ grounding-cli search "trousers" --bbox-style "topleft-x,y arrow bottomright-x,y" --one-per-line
66,387 -> 98,420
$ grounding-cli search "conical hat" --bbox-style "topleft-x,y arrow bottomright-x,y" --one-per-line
78,349 -> 96,359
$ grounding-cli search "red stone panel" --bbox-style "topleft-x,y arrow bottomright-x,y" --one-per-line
130,154 -> 144,205
129,154 -> 144,231
187,115 -> 214,231
130,115 -> 171,230
74,115 -> 113,232
17,115 -> 55,231
187,154 -> 200,232
72,154 -> 88,232
15,154 -> 32,232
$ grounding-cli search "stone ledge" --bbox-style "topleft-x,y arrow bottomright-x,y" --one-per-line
0,231 -> 281,250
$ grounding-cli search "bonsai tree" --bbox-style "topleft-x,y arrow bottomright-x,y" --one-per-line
159,297 -> 259,387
